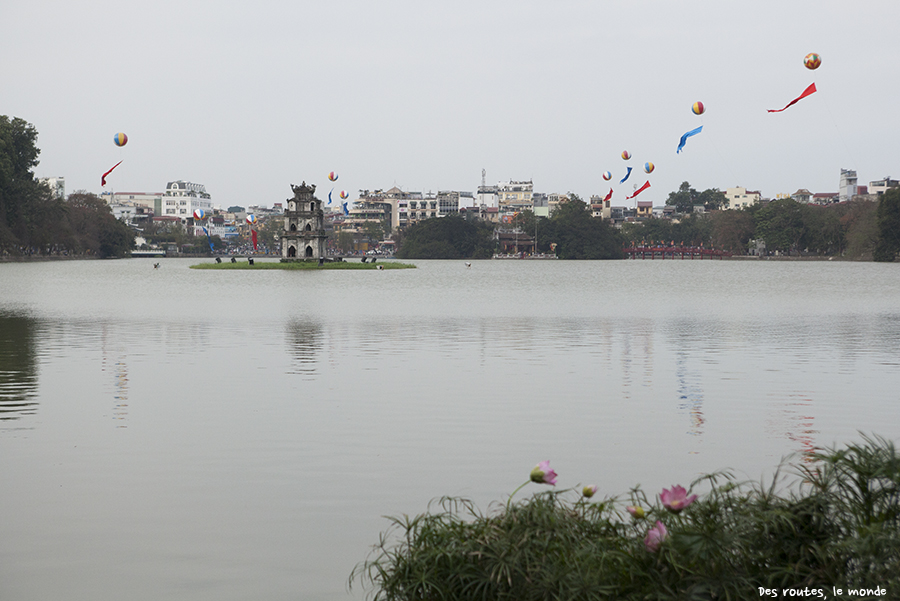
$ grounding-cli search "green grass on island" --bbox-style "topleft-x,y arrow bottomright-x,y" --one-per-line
190,259 -> 415,270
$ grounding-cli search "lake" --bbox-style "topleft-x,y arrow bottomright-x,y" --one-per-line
1,257 -> 898,600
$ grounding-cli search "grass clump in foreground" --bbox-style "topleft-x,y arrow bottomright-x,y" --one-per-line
190,259 -> 415,270
351,434 -> 900,601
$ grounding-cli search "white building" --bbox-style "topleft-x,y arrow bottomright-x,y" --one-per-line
110,204 -> 135,221
839,169 -> 858,202
101,191 -> 164,214
498,180 -> 533,210
476,184 -> 499,208
38,176 -> 65,199
868,176 -> 899,197
162,180 -> 212,221
724,187 -> 761,210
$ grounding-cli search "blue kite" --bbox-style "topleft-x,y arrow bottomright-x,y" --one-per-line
677,126 -> 703,154
620,167 -> 633,184
202,226 -> 215,251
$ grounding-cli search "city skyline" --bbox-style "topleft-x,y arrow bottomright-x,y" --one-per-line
4,0 -> 898,209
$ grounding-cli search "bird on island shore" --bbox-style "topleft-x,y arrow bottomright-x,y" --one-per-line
465,262 -> 471,268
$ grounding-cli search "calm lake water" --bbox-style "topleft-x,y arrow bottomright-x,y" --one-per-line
1,257 -> 899,600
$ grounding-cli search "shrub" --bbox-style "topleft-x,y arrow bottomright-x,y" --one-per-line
351,435 -> 900,600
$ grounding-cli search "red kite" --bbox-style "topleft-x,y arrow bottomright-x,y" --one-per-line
768,83 -> 817,113
101,161 -> 122,186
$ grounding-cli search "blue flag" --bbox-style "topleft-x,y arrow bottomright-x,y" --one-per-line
677,126 -> 703,154
619,166 -> 632,184
342,201 -> 349,216
202,226 -> 214,251
328,188 -> 333,205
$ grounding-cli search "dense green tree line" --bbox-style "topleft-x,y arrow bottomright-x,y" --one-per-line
625,182 -> 899,260
526,195 -> 624,259
395,215 -> 495,259
0,116 -> 134,258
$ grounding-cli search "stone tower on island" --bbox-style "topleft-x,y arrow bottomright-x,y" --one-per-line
281,182 -> 327,260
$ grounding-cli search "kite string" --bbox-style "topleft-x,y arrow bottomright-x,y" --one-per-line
817,84 -> 858,170
698,115 -> 742,192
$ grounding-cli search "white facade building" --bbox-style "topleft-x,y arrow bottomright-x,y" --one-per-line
101,191 -> 164,214
868,176 -> 899,196
723,187 -> 761,209
162,180 -> 212,221
498,180 -> 533,210
476,185 -> 499,208
38,176 -> 65,199
839,169 -> 858,202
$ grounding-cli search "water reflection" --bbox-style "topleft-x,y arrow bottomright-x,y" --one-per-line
676,351 -> 706,440
286,319 -> 324,378
767,393 -> 819,462
100,324 -> 130,427
0,311 -> 39,426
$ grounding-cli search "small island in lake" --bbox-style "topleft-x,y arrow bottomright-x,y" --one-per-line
192,182 -> 415,269
190,259 -> 414,270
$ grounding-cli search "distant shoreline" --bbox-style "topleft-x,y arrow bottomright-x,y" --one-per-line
190,260 -> 416,270
0,254 -> 871,264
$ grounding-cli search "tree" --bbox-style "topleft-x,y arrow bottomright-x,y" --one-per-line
0,115 -> 45,253
361,220 -> 387,243
620,218 -> 673,246
336,230 -> 356,253
709,210 -> 755,253
395,216 -> 495,259
840,199 -> 879,259
541,195 -> 623,259
666,182 -> 726,213
227,205 -> 245,213
873,188 -> 900,262
66,192 -> 134,257
754,198 -> 806,254
257,215 -> 283,250
800,205 -> 843,256
666,182 -> 699,214
697,188 -> 727,211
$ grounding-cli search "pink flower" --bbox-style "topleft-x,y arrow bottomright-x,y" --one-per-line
582,485 -> 598,498
529,461 -> 558,485
660,485 -> 697,513
644,521 -> 668,552
626,505 -> 646,519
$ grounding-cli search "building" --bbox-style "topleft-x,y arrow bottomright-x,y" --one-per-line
408,193 -> 438,223
636,201 -> 653,219
546,193 -> 568,216
590,194 -> 612,219
100,191 -> 165,214
459,205 -> 499,223
436,190 -> 468,216
476,184 -> 499,208
38,176 -> 65,199
355,187 -> 427,232
839,169 -> 858,202
811,192 -> 838,205
498,180 -> 533,211
868,177 -> 899,196
343,196 -> 392,234
281,183 -> 327,260
162,181 -> 212,221
724,187 -> 761,210
791,189 -> 812,204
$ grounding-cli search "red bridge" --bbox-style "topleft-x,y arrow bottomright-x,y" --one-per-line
624,244 -> 732,260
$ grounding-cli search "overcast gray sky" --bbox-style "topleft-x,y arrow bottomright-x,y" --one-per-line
4,0 -> 898,209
